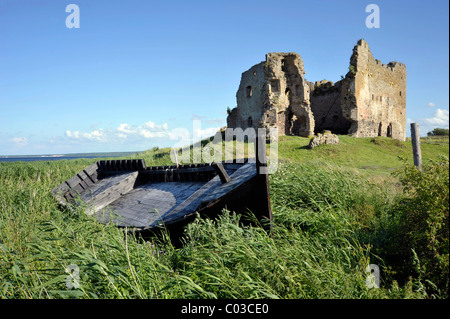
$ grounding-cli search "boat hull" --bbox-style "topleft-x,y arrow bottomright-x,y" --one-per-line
52,159 -> 272,234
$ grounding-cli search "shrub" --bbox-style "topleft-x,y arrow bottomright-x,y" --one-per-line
427,128 -> 449,137
394,156 -> 449,297
348,65 -> 356,75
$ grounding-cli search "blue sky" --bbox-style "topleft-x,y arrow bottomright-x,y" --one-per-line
0,0 -> 448,155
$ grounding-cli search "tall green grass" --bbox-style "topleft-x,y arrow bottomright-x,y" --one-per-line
1,137 -> 447,299
1,158 -> 421,299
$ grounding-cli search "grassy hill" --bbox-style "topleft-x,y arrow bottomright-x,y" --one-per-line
0,135 -> 448,299
137,134 -> 448,174
278,135 -> 447,168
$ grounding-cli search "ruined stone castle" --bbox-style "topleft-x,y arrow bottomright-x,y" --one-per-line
226,39 -> 407,141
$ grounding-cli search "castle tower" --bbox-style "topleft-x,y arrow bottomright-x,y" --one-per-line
341,39 -> 407,140
227,52 -> 315,139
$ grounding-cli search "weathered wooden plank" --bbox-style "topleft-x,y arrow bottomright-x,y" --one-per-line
98,161 -> 107,172
142,166 -> 216,175
223,163 -> 248,171
83,162 -> 100,176
141,165 -> 217,184
137,159 -> 146,170
201,163 -> 256,204
65,173 -> 83,188
83,162 -> 100,183
68,182 -> 85,195
253,135 -> 273,230
78,179 -> 90,191
97,181 -> 205,228
155,175 -> 222,227
77,170 -> 91,185
79,173 -> 132,202
83,171 -> 139,215
80,171 -> 95,187
102,202 -> 167,228
213,162 -> 231,184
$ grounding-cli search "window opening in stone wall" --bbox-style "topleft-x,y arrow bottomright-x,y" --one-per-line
399,91 -> 402,96
299,116 -> 307,135
380,96 -> 382,102
285,88 -> 291,99
246,86 -> 252,98
270,80 -> 280,93
378,123 -> 382,136
281,59 -> 287,72
287,110 -> 294,135
372,94 -> 374,101
247,116 -> 253,127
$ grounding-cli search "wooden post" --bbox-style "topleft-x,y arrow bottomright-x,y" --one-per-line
255,129 -> 267,175
253,129 -> 273,231
410,123 -> 422,171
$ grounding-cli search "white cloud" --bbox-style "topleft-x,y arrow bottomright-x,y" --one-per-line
11,137 -> 28,146
423,109 -> 449,127
115,121 -> 170,140
427,102 -> 436,107
407,108 -> 450,136
65,121 -> 171,143
62,120 -> 221,151
117,123 -> 134,134
65,129 -> 105,141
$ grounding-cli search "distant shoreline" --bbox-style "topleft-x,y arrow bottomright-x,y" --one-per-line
0,151 -> 139,158
0,151 -> 139,162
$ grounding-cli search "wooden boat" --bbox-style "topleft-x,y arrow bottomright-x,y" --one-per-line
52,136 -> 272,236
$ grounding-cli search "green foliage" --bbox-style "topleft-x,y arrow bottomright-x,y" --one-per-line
348,65 -> 356,75
179,211 -> 373,299
427,128 -> 449,136
394,157 -> 449,297
270,162 -> 374,214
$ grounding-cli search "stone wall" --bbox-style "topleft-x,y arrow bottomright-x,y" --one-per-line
227,39 -> 407,141
310,80 -> 352,134
228,62 -> 267,131
228,52 -> 315,139
341,39 -> 407,140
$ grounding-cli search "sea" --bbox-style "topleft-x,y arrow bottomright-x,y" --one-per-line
0,152 -> 139,163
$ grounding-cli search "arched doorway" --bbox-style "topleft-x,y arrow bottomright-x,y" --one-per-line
247,116 -> 253,127
387,123 -> 393,138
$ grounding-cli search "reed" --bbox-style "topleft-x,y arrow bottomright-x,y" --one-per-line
1,137 -> 447,299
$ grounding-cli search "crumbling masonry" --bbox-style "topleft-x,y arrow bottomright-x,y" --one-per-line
226,39 -> 407,141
